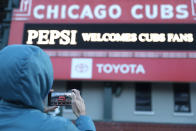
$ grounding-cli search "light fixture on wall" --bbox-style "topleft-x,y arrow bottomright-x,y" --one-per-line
113,82 -> 123,97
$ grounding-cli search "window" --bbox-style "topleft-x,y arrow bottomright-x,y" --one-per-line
64,81 -> 82,110
174,83 -> 191,113
135,83 -> 152,111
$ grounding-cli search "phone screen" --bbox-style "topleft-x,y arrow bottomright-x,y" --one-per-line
48,92 -> 72,106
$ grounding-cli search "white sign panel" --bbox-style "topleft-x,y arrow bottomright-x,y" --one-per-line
71,58 -> 93,79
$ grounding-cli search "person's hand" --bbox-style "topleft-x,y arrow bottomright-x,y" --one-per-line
44,89 -> 58,113
44,106 -> 58,113
71,89 -> 86,117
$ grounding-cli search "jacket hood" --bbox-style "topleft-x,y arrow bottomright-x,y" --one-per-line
0,45 -> 53,111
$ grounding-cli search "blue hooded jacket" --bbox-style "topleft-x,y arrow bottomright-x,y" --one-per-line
0,45 -> 96,131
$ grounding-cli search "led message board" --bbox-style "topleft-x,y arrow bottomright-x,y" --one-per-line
23,24 -> 196,50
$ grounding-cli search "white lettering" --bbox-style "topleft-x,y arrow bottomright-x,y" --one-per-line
82,33 -> 137,42
97,64 -> 104,73
146,5 -> 158,19
68,5 -> 79,19
59,30 -> 70,45
47,5 -> 58,19
26,29 -> 78,45
96,64 -> 146,75
49,30 -> 60,44
80,5 -> 94,19
33,4 -> 190,20
94,5 -> 106,19
120,64 -> 129,74
26,30 -> 38,44
70,30 -> 78,45
129,64 -> 136,73
34,5 -> 45,19
109,5 -> 121,19
103,64 -> 113,74
176,5 -> 188,19
167,33 -> 194,42
136,64 -> 145,74
37,30 -> 49,44
138,33 -> 166,42
61,5 -> 66,19
161,4 -> 173,19
113,64 -> 120,73
132,5 -> 143,19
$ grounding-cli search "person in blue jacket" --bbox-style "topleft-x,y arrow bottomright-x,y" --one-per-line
0,45 -> 96,131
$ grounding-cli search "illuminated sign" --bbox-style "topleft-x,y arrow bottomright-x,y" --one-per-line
12,0 -> 196,23
23,24 -> 196,50
96,64 -> 146,75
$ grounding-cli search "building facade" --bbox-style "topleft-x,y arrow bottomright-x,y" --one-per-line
4,0 -> 196,130
54,81 -> 196,124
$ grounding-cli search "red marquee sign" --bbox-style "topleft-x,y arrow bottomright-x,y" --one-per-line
11,0 -> 196,23
8,0 -> 196,82
52,57 -> 196,82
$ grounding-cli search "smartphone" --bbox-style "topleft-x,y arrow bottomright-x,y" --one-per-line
48,92 -> 72,106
